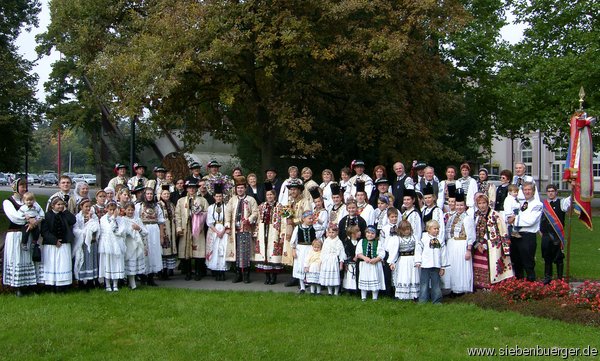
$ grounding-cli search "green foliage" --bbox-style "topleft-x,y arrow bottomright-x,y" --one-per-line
40,0 -> 486,170
0,0 -> 41,172
498,0 -> 600,151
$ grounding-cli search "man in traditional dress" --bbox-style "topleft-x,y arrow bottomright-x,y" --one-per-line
391,162 -> 414,210
344,160 -> 374,201
327,183 -> 347,229
146,166 -> 168,196
127,163 -> 148,191
506,182 -> 542,281
107,163 -> 128,190
225,176 -> 259,283
369,177 -> 390,208
47,175 -> 75,213
540,184 -> 571,284
175,180 -> 209,281
282,179 -> 311,287
186,162 -> 203,183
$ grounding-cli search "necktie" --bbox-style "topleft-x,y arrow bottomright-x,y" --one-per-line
138,178 -> 143,186
517,178 -> 523,187
63,194 -> 70,204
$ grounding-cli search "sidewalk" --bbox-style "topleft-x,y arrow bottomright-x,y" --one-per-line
156,271 -> 298,293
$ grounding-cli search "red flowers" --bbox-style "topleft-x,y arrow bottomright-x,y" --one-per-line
490,278 -> 600,312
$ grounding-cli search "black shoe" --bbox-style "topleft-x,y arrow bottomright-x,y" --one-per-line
185,273 -> 192,281
147,274 -> 159,287
264,273 -> 271,285
270,274 -> 277,285
243,271 -> 251,284
285,278 -> 299,287
232,270 -> 243,283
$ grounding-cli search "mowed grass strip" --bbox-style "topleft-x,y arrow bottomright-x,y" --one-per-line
1,288 -> 599,361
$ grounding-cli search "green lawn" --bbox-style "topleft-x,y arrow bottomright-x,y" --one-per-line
1,289 -> 599,360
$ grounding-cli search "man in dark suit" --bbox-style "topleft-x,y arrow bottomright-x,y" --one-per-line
391,162 -> 414,210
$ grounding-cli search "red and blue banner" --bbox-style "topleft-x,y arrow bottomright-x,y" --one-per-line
563,112 -> 595,230
542,200 -> 566,247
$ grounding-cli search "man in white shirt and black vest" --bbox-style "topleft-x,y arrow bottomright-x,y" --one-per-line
540,184 -> 571,284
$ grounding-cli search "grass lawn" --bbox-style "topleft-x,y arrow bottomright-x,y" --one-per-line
1,288 -> 600,360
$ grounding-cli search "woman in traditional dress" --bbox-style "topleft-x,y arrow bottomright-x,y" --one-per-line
122,202 -> 147,289
472,194 -> 514,289
439,165 -> 458,210
158,188 -> 178,279
253,185 -> 284,285
92,189 -> 108,220
116,187 -> 132,216
442,189 -> 475,295
456,163 -> 478,208
41,197 -> 76,292
135,188 -> 165,286
69,181 -> 90,214
319,169 -> 335,210
301,167 -> 319,202
72,198 -> 100,289
206,183 -> 229,281
309,187 -> 329,240
477,168 -> 497,209
3,178 -> 40,296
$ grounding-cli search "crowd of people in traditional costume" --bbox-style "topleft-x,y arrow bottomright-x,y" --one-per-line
3,159 -> 571,303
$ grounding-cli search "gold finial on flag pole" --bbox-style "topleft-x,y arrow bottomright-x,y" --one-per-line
579,86 -> 585,111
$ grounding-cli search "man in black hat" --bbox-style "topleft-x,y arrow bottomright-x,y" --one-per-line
326,183 -> 347,229
128,163 -> 148,191
225,176 -> 259,283
186,162 -> 203,182
147,166 -> 168,196
344,160 -> 374,201
262,167 -> 282,199
175,179 -> 210,281
369,177 -> 391,208
203,160 -> 223,186
391,162 -> 414,210
108,163 -> 128,190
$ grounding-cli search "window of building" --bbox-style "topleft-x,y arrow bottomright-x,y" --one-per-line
551,163 -> 564,190
593,163 -> 600,178
521,142 -> 533,174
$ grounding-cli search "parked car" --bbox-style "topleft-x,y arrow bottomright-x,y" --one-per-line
30,174 -> 41,184
72,173 -> 97,186
0,172 -> 8,186
41,174 -> 58,186
487,174 -> 502,187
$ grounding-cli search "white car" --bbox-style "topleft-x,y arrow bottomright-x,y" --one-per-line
73,173 -> 97,186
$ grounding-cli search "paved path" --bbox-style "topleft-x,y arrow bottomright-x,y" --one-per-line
156,271 -> 298,293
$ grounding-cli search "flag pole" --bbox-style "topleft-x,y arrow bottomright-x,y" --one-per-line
565,87 -> 586,281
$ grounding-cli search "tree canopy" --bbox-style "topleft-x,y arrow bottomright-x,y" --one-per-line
0,0 -> 40,172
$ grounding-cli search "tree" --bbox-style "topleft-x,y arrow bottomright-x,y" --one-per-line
0,0 -> 40,172
498,0 -> 599,151
40,0 -> 476,172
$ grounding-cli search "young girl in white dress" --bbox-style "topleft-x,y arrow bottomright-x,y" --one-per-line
290,210 -> 317,293
356,226 -> 385,300
72,199 -> 100,289
319,226 -> 346,296
388,220 -> 420,300
99,202 -> 126,292
122,202 -> 147,290
304,240 -> 322,295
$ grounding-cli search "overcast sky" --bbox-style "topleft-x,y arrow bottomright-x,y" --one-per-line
17,0 -> 526,102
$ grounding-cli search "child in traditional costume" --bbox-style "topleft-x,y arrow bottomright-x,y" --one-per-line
99,201 -> 126,292
206,183 -> 229,281
290,210 -> 317,293
415,220 -> 448,304
356,226 -> 385,300
319,226 -> 346,296
388,219 -> 420,300
72,199 -> 99,289
304,240 -> 323,295
122,202 -> 147,290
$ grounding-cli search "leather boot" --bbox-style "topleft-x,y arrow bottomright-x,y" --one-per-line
194,260 -> 203,281
184,260 -> 192,281
264,273 -> 271,285
270,274 -> 277,285
557,263 -> 564,280
232,268 -> 243,283
543,263 -> 553,285
147,273 -> 158,287
285,277 -> 299,287
243,269 -> 251,284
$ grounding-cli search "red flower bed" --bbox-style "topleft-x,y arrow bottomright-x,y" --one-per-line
491,278 -> 600,313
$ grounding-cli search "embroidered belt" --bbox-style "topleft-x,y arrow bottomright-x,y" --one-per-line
297,241 -> 312,246
400,251 -> 415,256
452,237 -> 467,240
143,221 -> 158,224
8,227 -> 22,231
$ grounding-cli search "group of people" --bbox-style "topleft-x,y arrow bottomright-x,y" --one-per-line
3,159 -> 569,302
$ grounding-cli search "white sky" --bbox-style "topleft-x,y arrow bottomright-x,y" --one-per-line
17,1 -> 525,101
